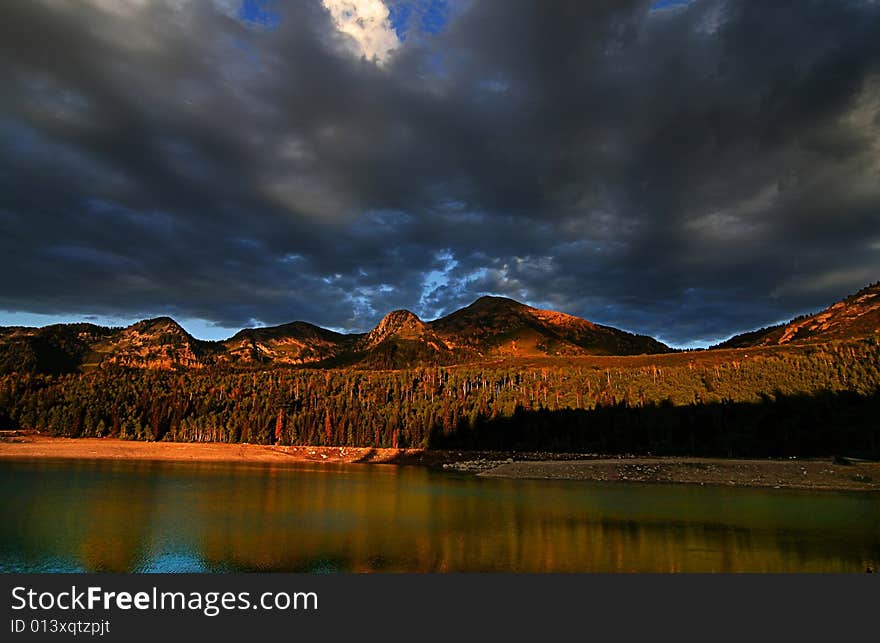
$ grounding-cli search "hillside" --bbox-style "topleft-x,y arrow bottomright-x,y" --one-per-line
3,335 -> 878,456
0,323 -> 115,375
718,282 -> 880,348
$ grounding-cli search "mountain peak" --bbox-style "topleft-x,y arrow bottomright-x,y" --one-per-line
129,316 -> 189,336
380,309 -> 422,324
361,309 -> 425,349
459,295 -> 532,317
230,320 -> 344,342
365,309 -> 424,346
472,294 -> 525,307
431,295 -> 669,357
224,320 -> 351,366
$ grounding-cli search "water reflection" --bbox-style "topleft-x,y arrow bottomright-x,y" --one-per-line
1,458 -> 878,573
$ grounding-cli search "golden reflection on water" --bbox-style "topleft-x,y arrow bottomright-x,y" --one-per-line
1,458 -> 878,573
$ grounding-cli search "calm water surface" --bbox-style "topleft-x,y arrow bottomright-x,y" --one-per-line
1,458 -> 878,572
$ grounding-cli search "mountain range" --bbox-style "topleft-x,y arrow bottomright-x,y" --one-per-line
0,296 -> 668,374
1,283 -> 878,375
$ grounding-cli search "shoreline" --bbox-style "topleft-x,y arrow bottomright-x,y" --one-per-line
0,433 -> 425,466
1,433 -> 878,492
476,458 -> 880,492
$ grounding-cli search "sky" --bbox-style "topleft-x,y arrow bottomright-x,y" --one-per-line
1,0 -> 879,347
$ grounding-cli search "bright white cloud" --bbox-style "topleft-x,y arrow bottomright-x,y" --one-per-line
321,0 -> 400,64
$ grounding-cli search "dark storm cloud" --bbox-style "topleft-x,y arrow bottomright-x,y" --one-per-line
1,0 -> 879,344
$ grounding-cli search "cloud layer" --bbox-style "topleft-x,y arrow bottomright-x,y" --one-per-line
1,0 -> 879,345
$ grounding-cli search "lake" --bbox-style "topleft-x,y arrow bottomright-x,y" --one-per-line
1,458 -> 878,573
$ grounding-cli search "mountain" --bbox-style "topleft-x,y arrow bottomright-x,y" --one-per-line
348,309 -> 459,369
431,296 -> 668,357
222,321 -> 353,366
86,317 -> 222,370
717,282 -> 880,348
0,295 -> 673,374
31,281 -> 880,373
0,323 -> 114,375
0,317 -> 223,374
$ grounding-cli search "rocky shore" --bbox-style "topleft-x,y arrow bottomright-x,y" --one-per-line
477,457 -> 880,492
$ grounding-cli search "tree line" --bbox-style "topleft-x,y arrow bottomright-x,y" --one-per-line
1,338 -> 879,457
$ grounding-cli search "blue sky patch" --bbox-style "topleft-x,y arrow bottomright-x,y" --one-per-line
651,0 -> 694,10
238,0 -> 280,28
389,1 -> 449,40
388,3 -> 413,40
420,0 -> 449,34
